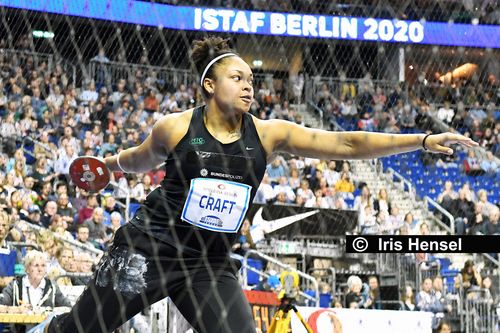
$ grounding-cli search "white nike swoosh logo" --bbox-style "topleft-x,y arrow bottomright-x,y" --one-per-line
246,147 -> 254,150
252,207 -> 320,234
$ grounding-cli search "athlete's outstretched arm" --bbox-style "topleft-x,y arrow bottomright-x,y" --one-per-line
105,116 -> 171,173
264,120 -> 478,160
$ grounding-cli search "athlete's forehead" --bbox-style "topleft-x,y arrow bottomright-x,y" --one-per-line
220,57 -> 253,76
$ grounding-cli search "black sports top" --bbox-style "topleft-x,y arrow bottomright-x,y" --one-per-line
131,106 -> 267,258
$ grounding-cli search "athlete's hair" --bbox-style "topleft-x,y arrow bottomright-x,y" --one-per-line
191,36 -> 238,97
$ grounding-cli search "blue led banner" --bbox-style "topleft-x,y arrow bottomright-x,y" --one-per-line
0,0 -> 498,48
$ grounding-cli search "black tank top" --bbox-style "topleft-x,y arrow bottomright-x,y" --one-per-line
131,106 -> 267,257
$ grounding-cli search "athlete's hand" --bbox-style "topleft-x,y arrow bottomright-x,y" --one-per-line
424,133 -> 478,155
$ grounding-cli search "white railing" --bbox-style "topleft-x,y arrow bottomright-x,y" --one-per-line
88,60 -> 194,88
387,167 -> 415,200
424,196 -> 455,234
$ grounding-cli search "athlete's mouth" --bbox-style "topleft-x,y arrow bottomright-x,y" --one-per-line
240,96 -> 253,103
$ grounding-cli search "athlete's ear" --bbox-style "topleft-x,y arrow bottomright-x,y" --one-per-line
203,78 -> 215,95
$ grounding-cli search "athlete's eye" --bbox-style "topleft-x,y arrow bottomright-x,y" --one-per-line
232,75 -> 241,81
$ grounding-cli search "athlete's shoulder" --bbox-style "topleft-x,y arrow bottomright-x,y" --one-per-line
152,108 -> 196,150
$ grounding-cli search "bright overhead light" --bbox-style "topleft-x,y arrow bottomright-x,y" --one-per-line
252,60 -> 263,67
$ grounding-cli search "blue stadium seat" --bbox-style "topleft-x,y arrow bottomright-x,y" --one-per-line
246,259 -> 263,285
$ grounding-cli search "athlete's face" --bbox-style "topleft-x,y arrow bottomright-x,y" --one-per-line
211,57 -> 254,114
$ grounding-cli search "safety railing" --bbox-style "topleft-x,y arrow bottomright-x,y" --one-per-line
242,249 -> 320,307
27,223 -> 103,257
424,196 -> 455,234
307,267 -> 336,298
464,288 -> 497,333
88,60 -> 195,88
387,167 -> 415,200
6,241 -> 41,252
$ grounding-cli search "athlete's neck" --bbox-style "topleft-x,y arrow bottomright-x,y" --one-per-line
204,103 -> 243,135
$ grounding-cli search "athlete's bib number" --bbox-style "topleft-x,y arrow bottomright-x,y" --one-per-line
181,178 -> 251,233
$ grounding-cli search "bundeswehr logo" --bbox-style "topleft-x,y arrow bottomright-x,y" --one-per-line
190,137 -> 205,145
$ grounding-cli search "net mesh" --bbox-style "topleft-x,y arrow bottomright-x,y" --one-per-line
0,2 -> 498,333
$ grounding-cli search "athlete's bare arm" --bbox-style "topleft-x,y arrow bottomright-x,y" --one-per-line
255,118 -> 477,160
105,110 -> 193,173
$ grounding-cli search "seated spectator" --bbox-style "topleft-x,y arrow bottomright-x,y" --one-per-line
480,151 -> 498,174
465,101 -> 487,129
416,277 -> 444,314
402,212 -> 418,234
451,189 -> 475,235
455,260 -> 482,293
254,173 -> 275,204
231,219 -> 255,256
468,202 -> 488,235
296,180 -> 315,203
464,150 -> 485,176
0,250 -> 71,331
266,156 -> 287,185
273,176 -> 296,203
436,181 -> 458,212
354,184 -> 373,213
401,285 -> 417,311
481,276 -> 496,304
83,207 -> 109,249
288,168 -> 301,191
106,211 -> 124,241
305,189 -> 329,208
345,275 -> 371,309
434,321 -> 452,333
40,200 -> 58,228
484,207 -> 500,235
0,211 -> 16,288
360,205 -> 378,234
366,276 -> 382,309
323,160 -> 340,187
437,101 -> 454,125
75,225 -> 93,248
72,252 -> 94,286
49,214 -> 73,241
77,193 -> 98,225
373,188 -> 391,214
477,189 -> 497,218
377,210 -> 398,235
102,195 -> 121,226
433,276 -> 451,313
49,247 -> 75,286
334,172 -> 355,196
435,151 -> 459,169
56,193 -> 75,231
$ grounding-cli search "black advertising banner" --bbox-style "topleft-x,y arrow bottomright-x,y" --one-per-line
247,204 -> 358,238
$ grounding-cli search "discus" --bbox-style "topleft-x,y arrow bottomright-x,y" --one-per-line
69,156 -> 110,192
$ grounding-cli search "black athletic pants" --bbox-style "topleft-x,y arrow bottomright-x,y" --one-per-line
48,224 -> 257,333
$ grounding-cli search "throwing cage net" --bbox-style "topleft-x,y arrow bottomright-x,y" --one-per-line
0,1 -> 498,333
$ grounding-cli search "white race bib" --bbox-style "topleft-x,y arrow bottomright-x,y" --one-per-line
181,178 -> 252,233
